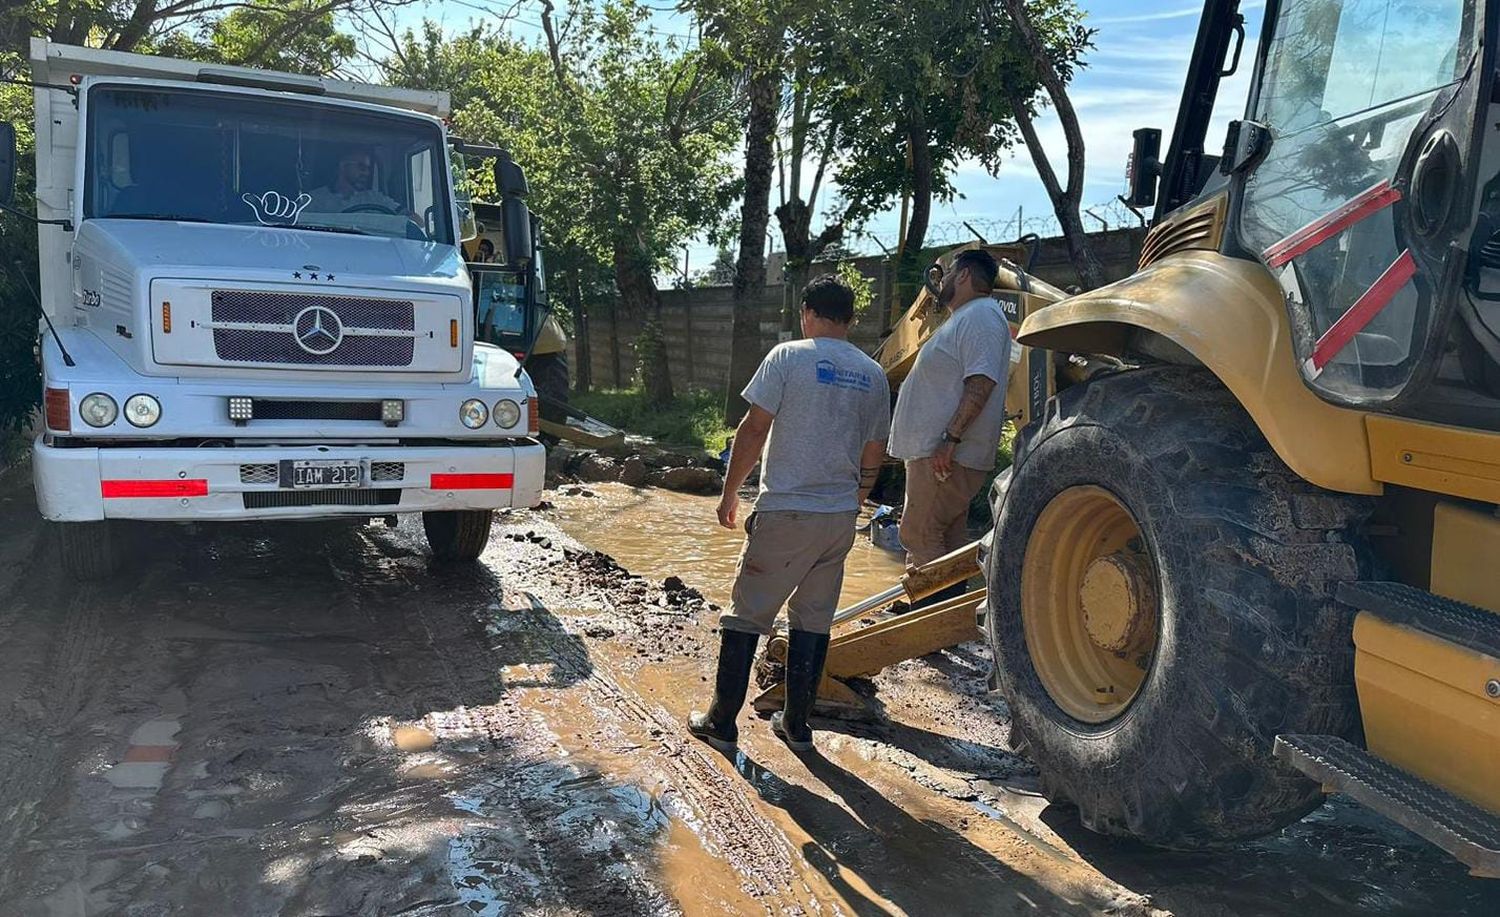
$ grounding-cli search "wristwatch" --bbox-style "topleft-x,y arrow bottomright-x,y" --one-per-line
941,429 -> 963,445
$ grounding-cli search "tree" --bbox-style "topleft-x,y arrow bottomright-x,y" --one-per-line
809,0 -> 1090,301
388,3 -> 739,407
4,0 -> 412,61
772,36 -> 852,331
687,0 -> 793,423
152,0 -> 358,75
998,0 -> 1103,288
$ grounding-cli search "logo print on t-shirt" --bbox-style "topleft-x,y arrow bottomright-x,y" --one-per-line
814,358 -> 872,392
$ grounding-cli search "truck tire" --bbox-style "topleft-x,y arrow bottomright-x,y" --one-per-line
986,366 -> 1377,848
422,510 -> 494,562
56,521 -> 121,580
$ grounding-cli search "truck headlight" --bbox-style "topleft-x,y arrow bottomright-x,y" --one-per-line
80,392 -> 118,427
459,398 -> 489,429
124,393 -> 162,428
493,399 -> 521,429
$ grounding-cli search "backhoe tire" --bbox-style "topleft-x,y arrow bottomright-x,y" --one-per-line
422,510 -> 494,562
56,521 -> 121,580
528,351 -> 570,416
986,366 -> 1377,848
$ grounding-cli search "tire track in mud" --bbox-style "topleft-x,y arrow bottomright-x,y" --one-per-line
0,572 -> 119,891
359,526 -> 683,914
483,529 -> 822,913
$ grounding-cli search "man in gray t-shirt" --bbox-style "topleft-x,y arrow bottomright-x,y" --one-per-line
689,276 -> 890,755
888,248 -> 1011,573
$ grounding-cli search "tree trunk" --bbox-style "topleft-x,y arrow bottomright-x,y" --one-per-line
1003,0 -> 1106,290
1011,100 -> 1106,289
894,102 -> 933,313
109,0 -> 161,53
569,270 -> 591,395
723,68 -> 780,425
614,243 -> 673,406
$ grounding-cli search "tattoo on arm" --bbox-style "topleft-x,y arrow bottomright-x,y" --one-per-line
946,375 -> 997,438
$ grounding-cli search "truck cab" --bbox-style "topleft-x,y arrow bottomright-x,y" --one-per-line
6,40 -> 546,574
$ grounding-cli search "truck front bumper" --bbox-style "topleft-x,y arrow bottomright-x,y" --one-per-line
34,438 -> 546,522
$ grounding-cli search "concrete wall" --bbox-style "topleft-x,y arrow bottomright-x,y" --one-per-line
573,227 -> 1146,392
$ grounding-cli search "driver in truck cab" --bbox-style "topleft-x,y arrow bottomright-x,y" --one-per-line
305,145 -> 419,223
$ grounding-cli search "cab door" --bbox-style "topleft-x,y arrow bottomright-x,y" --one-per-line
1234,0 -> 1486,407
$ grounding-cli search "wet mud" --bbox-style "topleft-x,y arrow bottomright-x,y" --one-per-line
0,466 -> 1497,915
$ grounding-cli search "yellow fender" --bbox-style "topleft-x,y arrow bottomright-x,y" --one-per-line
1018,250 -> 1380,496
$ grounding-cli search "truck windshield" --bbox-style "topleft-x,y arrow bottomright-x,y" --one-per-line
85,86 -> 454,245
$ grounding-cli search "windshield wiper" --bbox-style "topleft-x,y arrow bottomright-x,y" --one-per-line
107,214 -> 220,224
289,223 -> 378,237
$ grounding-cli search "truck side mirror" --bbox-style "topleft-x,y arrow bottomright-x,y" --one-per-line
494,157 -> 529,198
0,122 -> 16,208
502,197 -> 532,265
1126,127 -> 1162,208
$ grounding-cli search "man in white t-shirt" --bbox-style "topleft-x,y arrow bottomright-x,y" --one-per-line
887,248 -> 1010,576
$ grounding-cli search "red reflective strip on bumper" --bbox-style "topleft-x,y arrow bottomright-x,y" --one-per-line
1263,180 -> 1402,269
101,479 -> 209,498
1308,250 -> 1417,373
430,473 -> 514,490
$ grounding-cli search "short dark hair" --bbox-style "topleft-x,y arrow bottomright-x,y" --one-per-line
953,248 -> 1000,290
801,274 -> 856,324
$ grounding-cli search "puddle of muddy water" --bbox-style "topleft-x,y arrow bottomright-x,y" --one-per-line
549,483 -> 908,608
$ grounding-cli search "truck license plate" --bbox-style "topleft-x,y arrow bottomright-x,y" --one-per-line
280,459 -> 363,489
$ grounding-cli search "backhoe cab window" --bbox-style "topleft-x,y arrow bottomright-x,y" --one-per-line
1240,0 -> 1474,403
85,87 -> 454,244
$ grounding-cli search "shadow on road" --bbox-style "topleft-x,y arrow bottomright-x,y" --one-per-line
737,748 -> 1093,916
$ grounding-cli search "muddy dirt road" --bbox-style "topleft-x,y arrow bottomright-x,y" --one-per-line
1,465 -> 1497,916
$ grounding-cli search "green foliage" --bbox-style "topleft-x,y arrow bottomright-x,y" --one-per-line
832,261 -> 874,321
151,0 -> 357,75
572,387 -> 734,453
814,0 -> 1091,228
385,3 -> 740,405
0,49 -> 40,434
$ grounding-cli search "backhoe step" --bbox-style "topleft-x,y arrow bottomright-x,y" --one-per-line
1275,734 -> 1500,878
1338,581 -> 1500,658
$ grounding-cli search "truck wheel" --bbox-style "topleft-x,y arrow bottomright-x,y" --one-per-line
56,521 -> 121,580
422,510 -> 494,562
986,366 -> 1377,848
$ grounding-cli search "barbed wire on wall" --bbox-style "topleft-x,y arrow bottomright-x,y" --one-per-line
852,197 -> 1146,253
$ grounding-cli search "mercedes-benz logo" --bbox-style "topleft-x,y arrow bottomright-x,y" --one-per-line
293,305 -> 343,355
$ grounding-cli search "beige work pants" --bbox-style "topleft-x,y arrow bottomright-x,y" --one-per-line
899,458 -> 990,567
719,510 -> 858,636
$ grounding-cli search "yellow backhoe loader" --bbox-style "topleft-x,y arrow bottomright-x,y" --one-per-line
777,0 -> 1500,876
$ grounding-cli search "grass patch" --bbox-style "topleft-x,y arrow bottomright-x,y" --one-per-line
572,387 -> 734,454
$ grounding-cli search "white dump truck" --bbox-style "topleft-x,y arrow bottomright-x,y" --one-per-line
0,40 -> 546,575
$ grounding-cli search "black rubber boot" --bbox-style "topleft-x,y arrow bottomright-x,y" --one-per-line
687,629 -> 760,752
771,629 -> 831,752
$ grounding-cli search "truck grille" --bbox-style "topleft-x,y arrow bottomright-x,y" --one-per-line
250,399 -> 383,421
240,463 -> 278,484
242,489 -> 400,509
210,291 -> 416,367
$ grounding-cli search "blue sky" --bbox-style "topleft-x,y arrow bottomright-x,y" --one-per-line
359,0 -> 1262,274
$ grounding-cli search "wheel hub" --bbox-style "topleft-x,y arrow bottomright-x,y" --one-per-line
1020,486 -> 1162,723
1079,552 -> 1155,653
